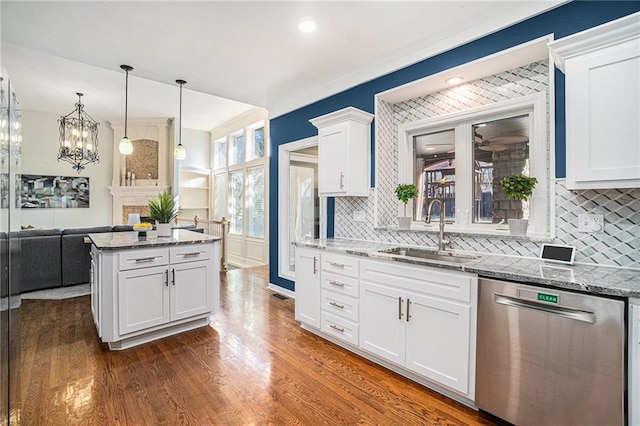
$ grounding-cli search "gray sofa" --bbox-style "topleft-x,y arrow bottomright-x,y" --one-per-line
18,224 -> 201,293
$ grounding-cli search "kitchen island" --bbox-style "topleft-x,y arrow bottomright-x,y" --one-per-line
88,229 -> 221,350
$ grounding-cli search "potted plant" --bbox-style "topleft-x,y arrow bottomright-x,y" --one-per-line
148,191 -> 180,237
500,174 -> 537,236
394,183 -> 419,229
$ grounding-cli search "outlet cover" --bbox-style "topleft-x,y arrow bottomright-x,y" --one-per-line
578,213 -> 604,233
353,210 -> 366,222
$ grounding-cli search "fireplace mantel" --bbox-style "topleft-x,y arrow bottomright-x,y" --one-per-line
108,186 -> 171,225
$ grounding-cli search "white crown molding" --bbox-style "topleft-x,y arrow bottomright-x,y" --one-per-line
548,11 -> 640,72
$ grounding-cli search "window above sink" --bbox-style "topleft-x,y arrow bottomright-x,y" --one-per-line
397,92 -> 550,239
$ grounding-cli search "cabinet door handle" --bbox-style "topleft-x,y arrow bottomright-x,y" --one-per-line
133,256 -> 158,264
313,256 -> 318,274
406,298 -> 411,322
171,268 -> 175,286
179,251 -> 204,258
329,280 -> 344,287
329,301 -> 344,309
398,297 -> 403,320
329,262 -> 345,268
164,270 -> 169,287
339,172 -> 344,189
330,324 -> 345,333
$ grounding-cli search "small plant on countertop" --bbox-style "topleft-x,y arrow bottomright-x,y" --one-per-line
148,191 -> 181,224
500,174 -> 537,219
394,183 -> 419,217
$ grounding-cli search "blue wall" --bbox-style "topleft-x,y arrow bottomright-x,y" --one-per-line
269,1 -> 640,291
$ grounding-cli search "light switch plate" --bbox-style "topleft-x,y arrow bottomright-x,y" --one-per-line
353,210 -> 366,222
578,213 -> 604,233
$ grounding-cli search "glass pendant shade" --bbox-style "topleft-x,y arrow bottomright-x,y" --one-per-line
174,143 -> 186,160
119,136 -> 133,155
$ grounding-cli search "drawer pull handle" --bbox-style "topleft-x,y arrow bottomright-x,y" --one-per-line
133,256 -> 158,264
330,324 -> 345,333
171,268 -> 175,286
164,270 -> 169,287
329,280 -> 345,287
329,301 -> 345,309
329,262 -> 345,268
179,252 -> 204,258
313,256 -> 318,274
339,172 -> 344,189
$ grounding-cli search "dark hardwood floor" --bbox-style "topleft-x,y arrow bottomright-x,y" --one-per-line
16,266 -> 500,425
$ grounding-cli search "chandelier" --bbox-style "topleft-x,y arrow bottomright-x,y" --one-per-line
58,92 -> 99,172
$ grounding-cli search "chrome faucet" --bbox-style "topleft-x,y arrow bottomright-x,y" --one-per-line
425,199 -> 450,251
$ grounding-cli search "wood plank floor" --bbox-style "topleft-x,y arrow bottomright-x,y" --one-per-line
15,266 -> 502,425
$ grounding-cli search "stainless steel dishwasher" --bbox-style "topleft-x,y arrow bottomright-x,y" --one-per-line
476,278 -> 625,426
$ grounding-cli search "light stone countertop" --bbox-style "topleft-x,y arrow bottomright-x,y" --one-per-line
293,238 -> 640,298
88,229 -> 220,251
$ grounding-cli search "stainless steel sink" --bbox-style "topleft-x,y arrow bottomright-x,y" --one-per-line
378,247 -> 480,264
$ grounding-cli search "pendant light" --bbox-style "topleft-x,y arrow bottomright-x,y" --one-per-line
118,65 -> 134,155
174,79 -> 187,160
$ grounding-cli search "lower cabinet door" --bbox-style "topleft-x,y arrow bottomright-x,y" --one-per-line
171,260 -> 213,321
405,291 -> 471,394
359,281 -> 406,365
118,265 -> 170,335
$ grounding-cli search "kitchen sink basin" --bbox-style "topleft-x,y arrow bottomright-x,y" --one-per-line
378,247 -> 480,264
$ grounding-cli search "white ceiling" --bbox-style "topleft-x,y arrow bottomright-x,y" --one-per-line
1,1 -> 564,131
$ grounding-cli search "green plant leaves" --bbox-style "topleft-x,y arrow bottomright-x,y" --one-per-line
148,191 -> 181,224
500,175 -> 537,201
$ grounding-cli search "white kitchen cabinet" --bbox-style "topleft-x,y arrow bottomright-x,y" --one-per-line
294,247 -> 321,328
91,236 -> 220,350
310,107 -> 374,197
359,258 -> 477,398
119,264 -> 170,335
404,291 -> 470,393
118,247 -> 216,335
630,298 -> 640,426
549,13 -> 640,189
360,281 -> 406,364
319,252 -> 360,346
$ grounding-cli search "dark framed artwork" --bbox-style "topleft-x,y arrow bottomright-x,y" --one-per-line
19,174 -> 89,208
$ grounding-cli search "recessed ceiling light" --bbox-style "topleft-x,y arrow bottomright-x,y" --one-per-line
446,76 -> 464,86
298,20 -> 317,33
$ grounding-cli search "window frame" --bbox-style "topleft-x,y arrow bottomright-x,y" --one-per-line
398,92 -> 550,238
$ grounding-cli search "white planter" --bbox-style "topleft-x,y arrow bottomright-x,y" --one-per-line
507,219 -> 529,236
156,223 -> 172,237
398,217 -> 412,230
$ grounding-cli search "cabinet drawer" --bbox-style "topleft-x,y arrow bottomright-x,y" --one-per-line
119,248 -> 169,271
321,311 -> 359,346
321,271 -> 359,298
321,290 -> 359,323
321,252 -> 359,278
360,259 -> 475,303
170,244 -> 213,264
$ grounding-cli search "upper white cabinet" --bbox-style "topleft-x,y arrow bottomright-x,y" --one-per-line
549,13 -> 640,189
310,107 -> 374,197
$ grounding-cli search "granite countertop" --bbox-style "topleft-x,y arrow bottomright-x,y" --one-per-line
89,229 -> 220,250
293,238 -> 640,298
